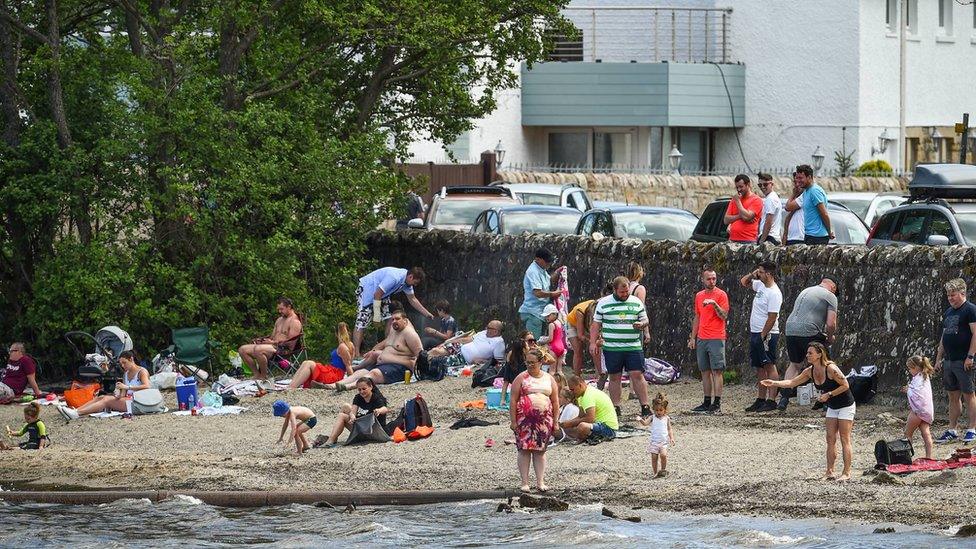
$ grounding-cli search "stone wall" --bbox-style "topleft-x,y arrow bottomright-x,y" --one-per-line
367,230 -> 975,393
496,171 -> 907,214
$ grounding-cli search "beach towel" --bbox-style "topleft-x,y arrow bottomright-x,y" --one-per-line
458,399 -> 486,409
886,456 -> 976,474
556,266 -> 569,350
172,406 -> 247,416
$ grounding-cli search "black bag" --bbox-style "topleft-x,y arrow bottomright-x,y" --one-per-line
847,366 -> 878,404
471,359 -> 502,388
419,354 -> 447,382
345,414 -> 392,446
874,438 -> 913,468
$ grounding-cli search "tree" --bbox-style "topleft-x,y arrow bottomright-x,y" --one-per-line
0,0 -> 571,370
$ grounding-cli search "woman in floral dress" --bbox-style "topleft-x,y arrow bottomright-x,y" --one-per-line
510,348 -> 559,492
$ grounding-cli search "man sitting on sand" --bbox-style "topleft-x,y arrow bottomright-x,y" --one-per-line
427,320 -> 506,367
325,311 -> 421,390
237,297 -> 303,380
560,375 -> 618,442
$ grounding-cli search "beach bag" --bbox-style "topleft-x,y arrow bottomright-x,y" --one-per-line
847,365 -> 878,404
150,371 -> 179,390
417,352 -> 447,382
345,414 -> 392,445
201,391 -> 223,408
874,438 -> 913,468
64,381 -> 100,408
131,389 -> 166,415
471,360 -> 502,388
386,394 -> 433,436
643,357 -> 680,385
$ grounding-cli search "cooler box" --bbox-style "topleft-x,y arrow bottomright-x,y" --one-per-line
486,388 -> 502,408
175,376 -> 198,409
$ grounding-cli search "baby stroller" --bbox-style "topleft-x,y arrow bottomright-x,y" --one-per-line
64,326 -> 134,395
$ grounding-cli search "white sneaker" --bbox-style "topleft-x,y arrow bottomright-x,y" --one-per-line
57,405 -> 79,421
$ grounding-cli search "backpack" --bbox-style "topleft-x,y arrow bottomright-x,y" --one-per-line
132,389 -> 166,415
416,351 -> 446,382
386,394 -> 433,437
847,365 -> 878,404
874,438 -> 913,468
471,360 -> 503,388
643,357 -> 680,385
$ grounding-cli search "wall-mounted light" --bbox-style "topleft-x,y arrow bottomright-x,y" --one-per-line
811,146 -> 825,174
493,140 -> 506,168
668,145 -> 683,175
871,128 -> 892,156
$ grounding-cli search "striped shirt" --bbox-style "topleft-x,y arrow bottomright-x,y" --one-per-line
594,295 -> 648,352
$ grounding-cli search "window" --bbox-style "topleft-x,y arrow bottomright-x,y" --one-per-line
939,0 -> 953,33
485,211 -> 499,233
906,0 -> 918,34
886,0 -> 897,31
872,212 -> 900,240
568,190 -> 591,212
593,214 -> 614,237
547,28 -> 583,62
548,132 -> 589,167
928,213 -> 959,245
579,213 -> 596,235
593,132 -> 632,168
893,210 -> 927,243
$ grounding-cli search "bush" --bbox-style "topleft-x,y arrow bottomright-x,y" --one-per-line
854,159 -> 894,176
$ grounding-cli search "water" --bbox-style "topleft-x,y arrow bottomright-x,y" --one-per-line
0,497 -> 964,548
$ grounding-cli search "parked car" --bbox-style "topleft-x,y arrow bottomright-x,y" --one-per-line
407,186 -> 520,232
489,182 -> 593,212
867,164 -> 976,247
691,197 -> 869,245
471,205 -> 582,236
828,192 -> 906,227
575,206 -> 699,241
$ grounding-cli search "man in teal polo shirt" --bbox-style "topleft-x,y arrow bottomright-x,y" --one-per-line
517,249 -> 561,338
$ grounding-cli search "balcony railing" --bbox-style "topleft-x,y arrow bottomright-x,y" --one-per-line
555,6 -> 734,63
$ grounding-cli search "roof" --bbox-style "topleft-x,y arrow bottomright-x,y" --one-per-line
491,183 -> 580,194
490,205 -> 581,215
909,164 -> 976,199
598,205 -> 696,216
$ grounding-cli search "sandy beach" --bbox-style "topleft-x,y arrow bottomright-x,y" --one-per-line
1,377 -> 973,530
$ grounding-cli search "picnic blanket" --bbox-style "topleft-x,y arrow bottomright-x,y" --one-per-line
886,456 -> 976,474
172,406 -> 247,417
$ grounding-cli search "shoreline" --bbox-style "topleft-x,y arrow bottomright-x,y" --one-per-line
1,377 -> 973,529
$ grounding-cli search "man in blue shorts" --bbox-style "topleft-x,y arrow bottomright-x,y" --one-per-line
590,276 -> 652,419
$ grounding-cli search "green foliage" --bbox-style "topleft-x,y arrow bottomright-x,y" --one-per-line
854,159 -> 895,176
833,149 -> 856,177
0,0 -> 569,375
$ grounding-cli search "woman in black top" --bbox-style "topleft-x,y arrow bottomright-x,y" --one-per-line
501,331 -> 555,404
762,342 -> 855,481
318,378 -> 389,449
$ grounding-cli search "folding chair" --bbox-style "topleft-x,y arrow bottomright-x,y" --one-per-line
268,332 -> 307,379
168,326 -> 220,382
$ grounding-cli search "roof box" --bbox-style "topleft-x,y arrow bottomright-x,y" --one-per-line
909,164 -> 976,199
439,186 -> 514,198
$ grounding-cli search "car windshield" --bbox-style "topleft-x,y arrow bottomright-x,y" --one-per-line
516,192 -> 561,207
830,198 -> 872,220
953,212 -> 976,244
432,199 -> 516,227
613,211 -> 697,241
830,209 -> 869,244
503,212 -> 581,235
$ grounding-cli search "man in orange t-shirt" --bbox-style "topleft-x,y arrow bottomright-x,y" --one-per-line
724,174 -> 764,243
688,267 -> 730,414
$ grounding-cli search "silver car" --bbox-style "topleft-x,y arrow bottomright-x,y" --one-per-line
489,183 -> 593,212
829,192 -> 906,227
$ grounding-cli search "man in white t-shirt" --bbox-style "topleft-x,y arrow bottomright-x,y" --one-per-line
427,320 -> 506,365
782,172 -> 805,245
756,173 -> 783,245
740,261 -> 783,413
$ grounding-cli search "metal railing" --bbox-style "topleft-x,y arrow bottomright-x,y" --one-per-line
555,6 -> 734,63
503,163 -> 912,178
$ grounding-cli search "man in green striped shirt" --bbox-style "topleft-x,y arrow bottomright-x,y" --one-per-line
590,276 -> 652,419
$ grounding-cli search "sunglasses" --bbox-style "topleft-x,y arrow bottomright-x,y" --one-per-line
525,339 -> 537,344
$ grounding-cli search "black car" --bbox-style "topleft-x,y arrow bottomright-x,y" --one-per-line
691,197 -> 869,245
575,206 -> 699,241
471,205 -> 582,236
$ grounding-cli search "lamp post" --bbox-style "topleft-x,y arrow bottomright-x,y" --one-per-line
668,145 -> 683,175
811,146 -> 825,175
493,140 -> 506,169
929,127 -> 943,161
872,129 -> 891,156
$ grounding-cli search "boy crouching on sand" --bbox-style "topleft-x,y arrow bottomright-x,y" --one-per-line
273,400 -> 317,454
5,402 -> 49,450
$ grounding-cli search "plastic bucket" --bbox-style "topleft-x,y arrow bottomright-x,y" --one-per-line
175,377 -> 198,409
486,388 -> 502,408
797,384 -> 813,406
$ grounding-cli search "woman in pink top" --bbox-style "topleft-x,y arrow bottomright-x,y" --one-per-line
904,355 -> 935,459
510,348 -> 559,492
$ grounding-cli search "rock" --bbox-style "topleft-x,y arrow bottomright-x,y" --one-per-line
496,502 -> 513,513
957,524 -> 976,538
871,472 -> 903,485
602,506 -> 642,523
314,501 -> 335,509
919,470 -> 957,487
519,494 -> 569,512
873,527 -> 895,534
862,468 -> 880,476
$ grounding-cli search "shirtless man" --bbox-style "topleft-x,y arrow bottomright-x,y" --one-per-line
238,297 -> 303,379
327,311 -> 421,389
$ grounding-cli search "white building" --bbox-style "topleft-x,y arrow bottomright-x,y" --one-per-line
407,0 -> 976,174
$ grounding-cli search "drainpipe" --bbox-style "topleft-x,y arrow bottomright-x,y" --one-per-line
898,0 -> 906,172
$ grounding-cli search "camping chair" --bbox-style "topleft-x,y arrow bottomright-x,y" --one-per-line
168,326 -> 219,382
268,332 -> 307,379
